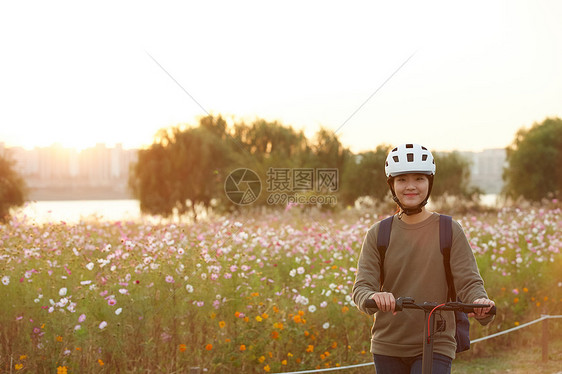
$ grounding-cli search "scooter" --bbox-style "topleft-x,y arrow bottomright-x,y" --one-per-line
364,297 -> 496,374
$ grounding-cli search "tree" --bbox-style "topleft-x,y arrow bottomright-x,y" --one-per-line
0,153 -> 27,222
432,151 -> 481,202
129,115 -> 233,220
503,117 -> 562,201
340,145 -> 392,206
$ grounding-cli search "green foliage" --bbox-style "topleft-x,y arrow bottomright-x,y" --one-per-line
503,117 -> 562,201
131,114 -> 490,215
129,115 -> 233,220
432,151 -> 482,202
340,145 -> 392,206
0,152 -> 27,222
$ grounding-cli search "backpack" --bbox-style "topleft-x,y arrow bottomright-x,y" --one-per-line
376,214 -> 471,353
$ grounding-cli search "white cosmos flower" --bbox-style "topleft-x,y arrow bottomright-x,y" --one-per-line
115,308 -> 123,315
86,262 -> 94,271
323,322 -> 330,329
308,305 -> 317,313
1,276 -> 9,285
59,287 -> 67,296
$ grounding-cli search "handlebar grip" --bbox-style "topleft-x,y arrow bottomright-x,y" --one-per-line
488,305 -> 496,316
364,299 -> 377,309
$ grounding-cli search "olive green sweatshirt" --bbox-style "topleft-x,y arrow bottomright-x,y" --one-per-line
352,213 -> 492,359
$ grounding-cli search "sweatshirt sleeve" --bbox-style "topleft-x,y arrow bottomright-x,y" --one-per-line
352,225 -> 381,315
450,220 -> 494,325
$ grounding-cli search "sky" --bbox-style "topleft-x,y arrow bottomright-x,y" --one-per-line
1,0 -> 561,153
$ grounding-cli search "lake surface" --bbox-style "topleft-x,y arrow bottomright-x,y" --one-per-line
14,195 -> 500,224
16,199 -> 142,224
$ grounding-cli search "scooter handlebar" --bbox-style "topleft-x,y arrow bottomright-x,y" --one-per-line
363,297 -> 496,315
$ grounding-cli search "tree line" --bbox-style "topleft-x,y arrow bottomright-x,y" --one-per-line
1,116 -> 561,221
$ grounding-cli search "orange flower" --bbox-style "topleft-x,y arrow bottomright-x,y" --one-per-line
273,306 -> 280,313
261,313 -> 269,319
304,330 -> 309,337
293,315 -> 302,324
331,341 -> 337,349
281,359 -> 287,365
235,311 -> 241,318
98,359 -> 104,366
306,345 -> 314,353
523,287 -> 528,292
239,344 -> 246,351
513,297 -> 519,304
57,367 -> 67,374
273,322 -> 284,330
543,296 -> 548,301
271,331 -> 279,339
19,355 -> 27,360
264,365 -> 271,372
244,317 -> 250,323
219,321 -> 226,328
205,344 -> 213,351
298,310 -> 305,316
341,306 -> 349,313
179,344 -> 187,352
256,316 -> 263,322
15,364 -> 23,371
225,338 -> 231,343
56,336 -> 63,342
258,356 -> 266,363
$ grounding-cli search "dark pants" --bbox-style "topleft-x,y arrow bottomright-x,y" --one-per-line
373,353 -> 452,374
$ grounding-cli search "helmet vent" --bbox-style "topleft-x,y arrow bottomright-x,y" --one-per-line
406,144 -> 414,148
393,156 -> 399,162
407,153 -> 414,162
422,154 -> 428,161
421,146 -> 427,150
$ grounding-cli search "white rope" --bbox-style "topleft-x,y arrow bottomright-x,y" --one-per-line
271,315 -> 562,374
471,314 -> 562,343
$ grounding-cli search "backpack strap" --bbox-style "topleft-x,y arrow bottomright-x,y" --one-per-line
439,214 -> 456,301
376,216 -> 394,290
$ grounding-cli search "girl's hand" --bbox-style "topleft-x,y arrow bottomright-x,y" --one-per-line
469,298 -> 495,319
371,292 -> 397,315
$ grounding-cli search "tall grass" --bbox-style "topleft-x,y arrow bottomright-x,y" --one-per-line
1,204 -> 560,373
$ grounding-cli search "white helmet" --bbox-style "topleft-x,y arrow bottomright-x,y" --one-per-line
385,143 -> 435,178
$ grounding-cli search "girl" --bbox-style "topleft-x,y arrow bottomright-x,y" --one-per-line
352,143 -> 494,374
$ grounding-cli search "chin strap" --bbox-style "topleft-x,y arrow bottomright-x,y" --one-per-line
387,175 -> 434,216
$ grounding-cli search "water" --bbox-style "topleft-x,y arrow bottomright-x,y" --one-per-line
14,194 -> 500,224
16,199 -> 141,224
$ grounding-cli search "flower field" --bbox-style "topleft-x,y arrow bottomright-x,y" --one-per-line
1,205 -> 561,373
